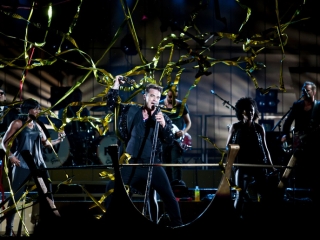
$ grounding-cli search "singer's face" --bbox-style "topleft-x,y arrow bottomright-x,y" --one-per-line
145,89 -> 161,110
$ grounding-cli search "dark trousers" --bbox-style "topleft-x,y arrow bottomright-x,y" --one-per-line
4,166 -> 54,236
105,165 -> 183,226
234,168 -> 271,216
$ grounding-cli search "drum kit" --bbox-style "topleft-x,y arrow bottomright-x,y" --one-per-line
42,105 -> 118,168
42,128 -> 118,168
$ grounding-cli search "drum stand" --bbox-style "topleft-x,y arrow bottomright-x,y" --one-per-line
68,133 -> 96,166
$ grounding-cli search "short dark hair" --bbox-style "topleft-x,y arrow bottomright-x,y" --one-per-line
145,83 -> 163,94
235,97 -> 259,121
302,81 -> 316,92
20,98 -> 40,114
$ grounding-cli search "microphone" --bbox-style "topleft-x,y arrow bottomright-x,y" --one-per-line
210,90 -> 215,94
303,88 -> 310,98
152,104 -> 160,112
119,76 -> 135,85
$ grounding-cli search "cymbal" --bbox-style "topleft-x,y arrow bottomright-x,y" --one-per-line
90,106 -> 109,112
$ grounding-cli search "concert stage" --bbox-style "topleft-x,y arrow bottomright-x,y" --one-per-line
1,172 -> 316,238
0,143 -> 317,238
1,187 -> 315,238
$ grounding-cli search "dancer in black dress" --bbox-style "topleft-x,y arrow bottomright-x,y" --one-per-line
226,97 -> 275,218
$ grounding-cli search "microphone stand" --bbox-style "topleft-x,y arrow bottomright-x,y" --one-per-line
210,90 -> 237,111
142,106 -> 160,219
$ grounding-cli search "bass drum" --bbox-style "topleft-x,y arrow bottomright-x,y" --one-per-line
94,134 -> 118,165
42,129 -> 70,168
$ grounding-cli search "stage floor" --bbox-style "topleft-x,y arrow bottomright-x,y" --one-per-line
1,187 -> 317,238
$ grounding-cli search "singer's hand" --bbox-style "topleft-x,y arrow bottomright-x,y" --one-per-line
113,75 -> 125,89
155,112 -> 165,128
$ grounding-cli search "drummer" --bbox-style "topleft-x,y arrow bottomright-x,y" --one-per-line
58,88 -> 90,135
58,88 -> 93,165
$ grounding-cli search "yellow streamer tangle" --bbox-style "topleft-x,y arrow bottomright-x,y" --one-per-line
0,1 -> 308,97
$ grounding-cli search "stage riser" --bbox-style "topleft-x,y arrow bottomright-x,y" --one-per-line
0,200 -> 212,236
1,169 -> 223,190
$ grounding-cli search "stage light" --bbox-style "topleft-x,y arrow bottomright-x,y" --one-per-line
255,89 -> 279,113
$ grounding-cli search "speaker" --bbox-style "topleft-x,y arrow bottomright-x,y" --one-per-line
49,87 -> 71,111
255,89 -> 279,113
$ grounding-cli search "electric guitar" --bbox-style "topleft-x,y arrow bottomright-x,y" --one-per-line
278,125 -> 320,188
171,124 -> 192,152
292,125 -> 320,150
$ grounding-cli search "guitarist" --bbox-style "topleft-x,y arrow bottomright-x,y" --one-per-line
280,81 -> 320,204
159,85 -> 192,185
